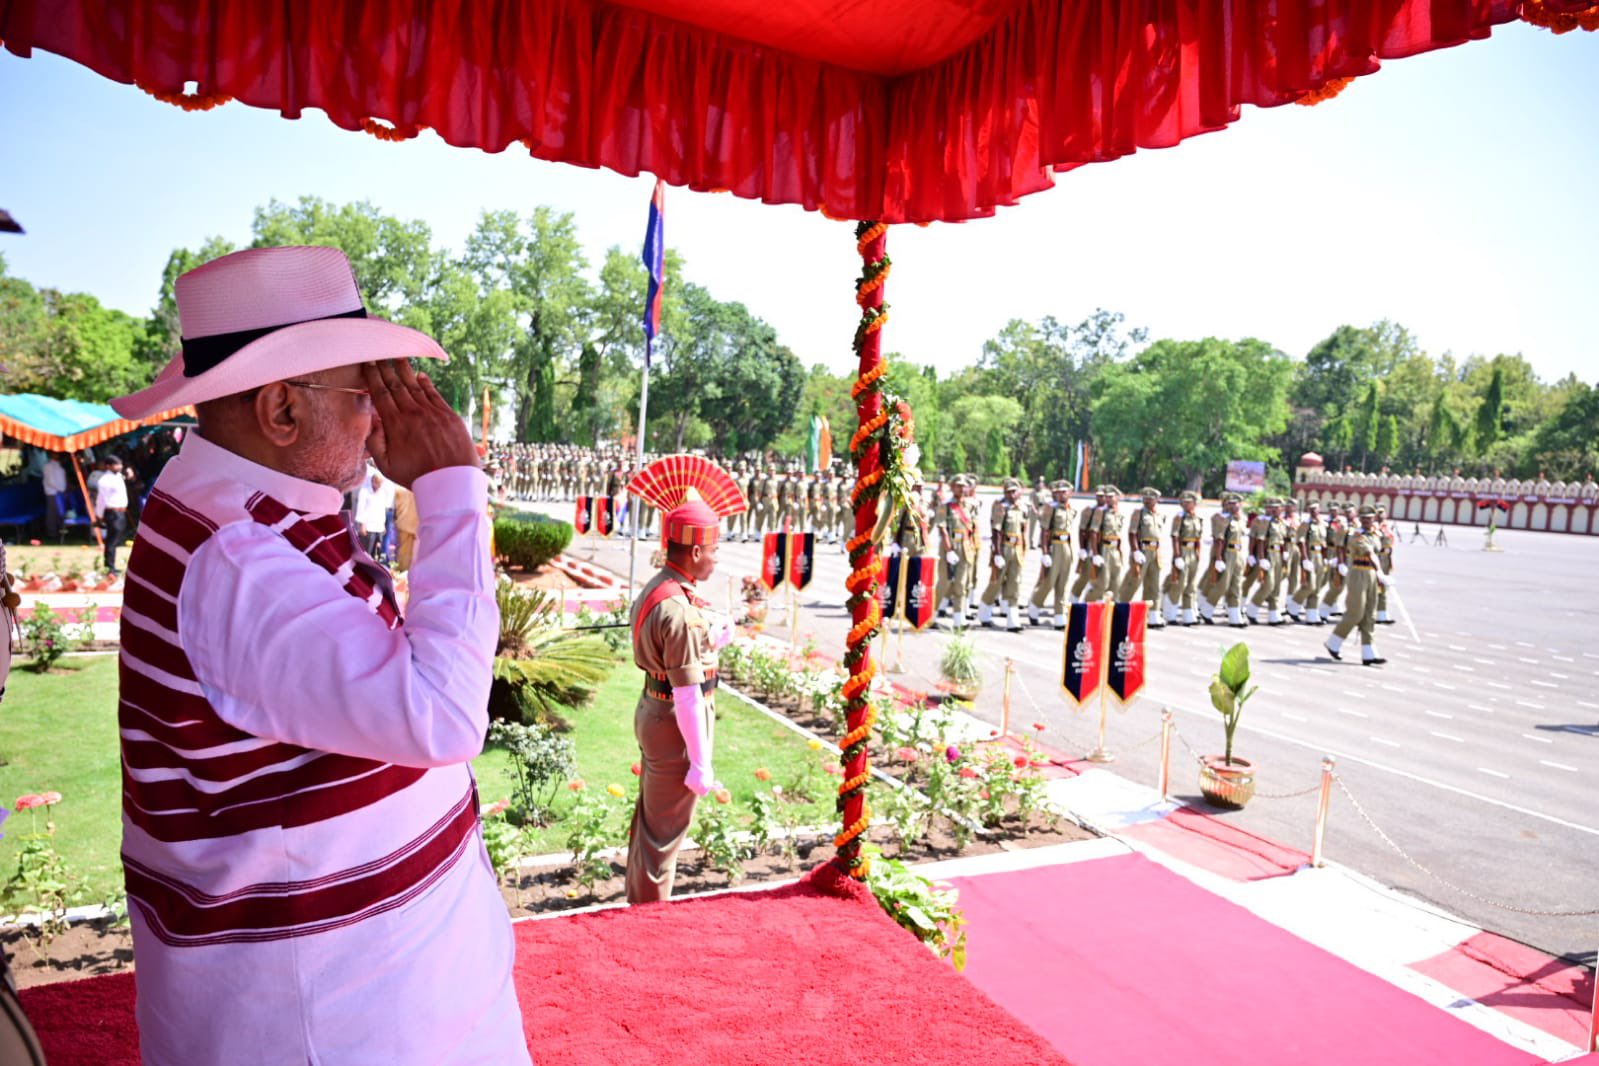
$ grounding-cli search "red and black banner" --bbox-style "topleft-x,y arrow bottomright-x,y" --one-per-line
1106,601 -> 1148,704
900,554 -> 938,631
788,532 -> 815,591
592,496 -> 615,537
761,531 -> 787,591
1060,601 -> 1109,705
881,554 -> 898,619
574,495 -> 591,535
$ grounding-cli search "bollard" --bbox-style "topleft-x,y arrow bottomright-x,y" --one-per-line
1589,954 -> 1598,1053
1310,756 -> 1336,868
1000,659 -> 1015,738
1158,708 -> 1173,802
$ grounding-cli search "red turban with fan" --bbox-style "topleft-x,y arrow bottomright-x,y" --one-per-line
627,455 -> 748,546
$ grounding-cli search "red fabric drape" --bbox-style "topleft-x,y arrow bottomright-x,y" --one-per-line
0,0 -> 1520,222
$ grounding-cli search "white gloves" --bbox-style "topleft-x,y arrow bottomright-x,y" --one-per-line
1301,559 -> 1313,572
1247,554 -> 1258,567
1078,549 -> 1089,561
672,684 -> 718,798
1041,555 -> 1052,569
1173,557 -> 1185,572
886,542 -> 902,557
1133,550 -> 1146,565
1214,560 -> 1226,574
1377,573 -> 1395,588
1092,554 -> 1105,567
993,555 -> 1006,570
1338,563 -> 1350,576
946,550 -> 960,565
709,620 -> 734,651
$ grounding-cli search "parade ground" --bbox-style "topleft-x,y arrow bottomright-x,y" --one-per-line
543,496 -> 1599,963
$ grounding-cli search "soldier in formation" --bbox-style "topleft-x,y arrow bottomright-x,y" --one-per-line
1027,479 -> 1075,629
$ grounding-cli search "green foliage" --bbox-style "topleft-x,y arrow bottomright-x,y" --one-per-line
491,582 -> 615,725
20,603 -> 88,672
485,720 -> 577,825
938,632 -> 982,685
0,258 -> 151,401
862,844 -> 968,971
693,798 -> 748,884
1474,365 -> 1506,455
564,791 -> 622,890
1209,642 -> 1258,765
2,804 -> 82,949
494,512 -> 573,570
480,809 -> 528,882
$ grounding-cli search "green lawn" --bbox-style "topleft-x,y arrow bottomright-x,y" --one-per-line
0,654 -> 834,904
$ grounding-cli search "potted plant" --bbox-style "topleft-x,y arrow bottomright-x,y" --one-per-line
1200,641 -> 1258,808
938,631 -> 982,703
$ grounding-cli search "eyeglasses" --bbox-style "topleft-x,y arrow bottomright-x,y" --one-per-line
285,380 -> 371,399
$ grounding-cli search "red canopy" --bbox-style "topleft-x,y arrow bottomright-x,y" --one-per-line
0,0 -> 1528,223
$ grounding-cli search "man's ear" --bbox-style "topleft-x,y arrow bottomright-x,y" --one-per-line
253,383 -> 301,448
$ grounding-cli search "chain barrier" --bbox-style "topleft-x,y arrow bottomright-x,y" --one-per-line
1169,720 -> 1321,799
1333,773 -> 1599,918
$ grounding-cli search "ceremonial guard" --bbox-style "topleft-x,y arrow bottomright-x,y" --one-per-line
1196,494 -> 1231,616
1119,487 -> 1166,626
1206,493 -> 1250,627
1280,498 -> 1302,619
1321,503 -> 1350,617
740,463 -> 760,541
1069,487 -> 1105,602
833,467 -> 852,548
1292,502 -> 1328,624
1374,505 -> 1396,624
1240,499 -> 1271,606
1088,486 -> 1125,601
757,464 -> 778,534
1169,490 -> 1204,626
815,469 -> 835,542
1248,498 -> 1289,625
1324,506 -> 1387,666
938,476 -> 981,624
625,456 -> 747,902
1028,479 -> 1075,628
979,477 -> 1027,631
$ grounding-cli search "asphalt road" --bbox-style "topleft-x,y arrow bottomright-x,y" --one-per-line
542,497 -> 1599,960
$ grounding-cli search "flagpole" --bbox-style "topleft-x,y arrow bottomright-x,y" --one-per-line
629,349 -> 650,596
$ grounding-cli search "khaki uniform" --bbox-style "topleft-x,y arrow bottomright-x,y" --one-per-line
980,500 -> 1028,610
1295,518 -> 1328,617
1197,509 -> 1230,606
626,568 -> 718,904
1321,519 -> 1348,612
756,474 -> 777,534
1118,507 -> 1165,611
1088,508 -> 1125,601
940,497 -> 981,614
1250,516 -> 1289,617
1331,530 -> 1382,650
1171,512 -> 1204,613
1240,513 -> 1271,601
1029,501 -> 1075,620
1221,513 -> 1249,610
1069,507 -> 1101,602
1375,523 -> 1396,620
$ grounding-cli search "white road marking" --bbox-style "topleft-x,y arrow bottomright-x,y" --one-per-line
1369,736 -> 1402,748
1488,644 -> 1508,651
1549,672 -> 1570,680
1281,712 -> 1307,723
1515,641 -> 1536,648
1473,658 -> 1496,665
1552,655 -> 1574,663
1577,700 -> 1599,710
1583,653 -> 1599,661
1340,689 -> 1365,699
1477,767 -> 1511,779
1425,709 -> 1453,719
1518,657 -> 1540,665
1339,708 -> 1370,719
1432,681 -> 1456,691
1429,732 -> 1463,743
1447,644 -> 1468,652
1379,684 -> 1406,694
1539,761 -> 1578,773
1455,665 -> 1475,673
1467,704 -> 1496,713
1484,681 -> 1512,690
1515,700 -> 1545,710
1530,680 -> 1559,689
1522,734 -> 1553,744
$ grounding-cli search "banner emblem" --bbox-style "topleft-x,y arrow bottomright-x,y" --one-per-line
1106,601 -> 1147,703
761,532 -> 787,591
788,532 -> 815,591
574,496 -> 591,535
1061,601 -> 1109,705
593,496 -> 615,538
881,553 -> 900,619
901,555 -> 938,631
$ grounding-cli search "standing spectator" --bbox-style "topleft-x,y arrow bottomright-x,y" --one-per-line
355,466 -> 394,559
41,452 -> 67,540
95,456 -> 131,575
393,485 -> 420,571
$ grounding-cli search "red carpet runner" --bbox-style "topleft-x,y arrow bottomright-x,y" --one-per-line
20,866 -> 1070,1065
947,853 -> 1545,1066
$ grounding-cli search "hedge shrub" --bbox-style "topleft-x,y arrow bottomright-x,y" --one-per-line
494,512 -> 573,571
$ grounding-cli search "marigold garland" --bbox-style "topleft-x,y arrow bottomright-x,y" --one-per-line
1295,77 -> 1354,106
361,117 -> 426,142
138,81 -> 231,112
1520,0 -> 1599,31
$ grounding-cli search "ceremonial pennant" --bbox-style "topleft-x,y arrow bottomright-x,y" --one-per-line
574,495 -> 591,536
881,553 -> 900,620
1106,601 -> 1148,704
902,554 -> 938,631
788,532 -> 815,591
1060,601 -> 1110,705
593,496 -> 615,538
641,179 -> 665,369
761,532 -> 787,591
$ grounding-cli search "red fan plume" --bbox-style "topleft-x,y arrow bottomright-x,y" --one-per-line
627,455 -> 748,517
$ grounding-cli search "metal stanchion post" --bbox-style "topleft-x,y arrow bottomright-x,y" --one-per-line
1158,708 -> 1173,801
1311,756 -> 1336,868
1588,956 -> 1598,1053
1000,659 -> 1014,738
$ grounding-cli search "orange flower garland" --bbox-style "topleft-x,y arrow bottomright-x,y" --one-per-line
1520,0 -> 1599,32
1295,77 -> 1354,106
138,81 -> 231,112
361,117 -> 426,142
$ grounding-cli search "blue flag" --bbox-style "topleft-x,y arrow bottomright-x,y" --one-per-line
642,179 -> 665,367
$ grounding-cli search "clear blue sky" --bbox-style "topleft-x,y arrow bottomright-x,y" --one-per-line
2,23 -> 1596,383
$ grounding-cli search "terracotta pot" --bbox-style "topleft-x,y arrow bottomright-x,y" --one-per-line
942,678 -> 981,703
1198,754 -> 1256,809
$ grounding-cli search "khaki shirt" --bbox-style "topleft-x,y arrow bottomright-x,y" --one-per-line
1131,508 -> 1162,546
631,568 -> 716,689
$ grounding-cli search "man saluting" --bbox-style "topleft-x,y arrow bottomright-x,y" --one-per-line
624,456 -> 747,903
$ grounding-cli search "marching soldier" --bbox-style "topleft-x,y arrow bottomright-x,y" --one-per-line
1028,479 -> 1075,628
1205,493 -> 1250,628
938,476 -> 981,624
1324,506 -> 1388,666
758,465 -> 779,535
1069,487 -> 1105,603
1118,487 -> 1166,627
1374,505 -> 1396,624
815,470 -> 835,542
1321,502 -> 1350,617
833,467 -> 852,548
1280,498 -> 1302,619
1197,494 -> 1231,619
979,477 -> 1028,631
1088,486 -> 1126,602
740,463 -> 760,541
1291,502 -> 1328,624
1248,498 -> 1289,625
1027,476 -> 1049,545
1170,490 -> 1204,626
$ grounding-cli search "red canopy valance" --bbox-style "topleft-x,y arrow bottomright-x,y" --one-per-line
0,0 -> 1522,222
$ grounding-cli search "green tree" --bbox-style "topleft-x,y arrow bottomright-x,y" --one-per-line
252,197 -> 437,311
1474,365 -> 1505,456
944,395 -> 1023,475
1354,383 -> 1381,469
1376,413 -> 1399,463
0,268 -> 147,402
1526,381 -> 1599,481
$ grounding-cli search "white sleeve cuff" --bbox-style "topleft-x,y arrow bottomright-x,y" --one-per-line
411,466 -> 488,516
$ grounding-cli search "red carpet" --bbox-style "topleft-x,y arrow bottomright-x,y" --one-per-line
20,866 -> 1070,1065
1119,805 -> 1309,880
1409,931 -> 1595,1049
947,853 -> 1546,1066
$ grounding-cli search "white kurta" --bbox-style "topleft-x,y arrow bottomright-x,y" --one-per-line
121,433 -> 530,1065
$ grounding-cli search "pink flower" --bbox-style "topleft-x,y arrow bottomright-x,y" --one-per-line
1032,722 -> 1047,732
567,779 -> 586,792
958,766 -> 979,779
978,790 -> 990,800
1013,755 -> 1029,769
13,794 -> 44,811
630,762 -> 642,777
483,800 -> 510,818
824,763 -> 843,776
39,792 -> 61,807
894,746 -> 919,763
753,767 -> 772,781
945,745 -> 961,764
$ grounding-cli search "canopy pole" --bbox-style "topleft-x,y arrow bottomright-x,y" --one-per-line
68,452 -> 105,550
628,353 -> 651,596
835,221 -> 891,879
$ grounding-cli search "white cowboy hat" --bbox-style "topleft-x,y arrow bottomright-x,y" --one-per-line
109,245 -> 446,419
